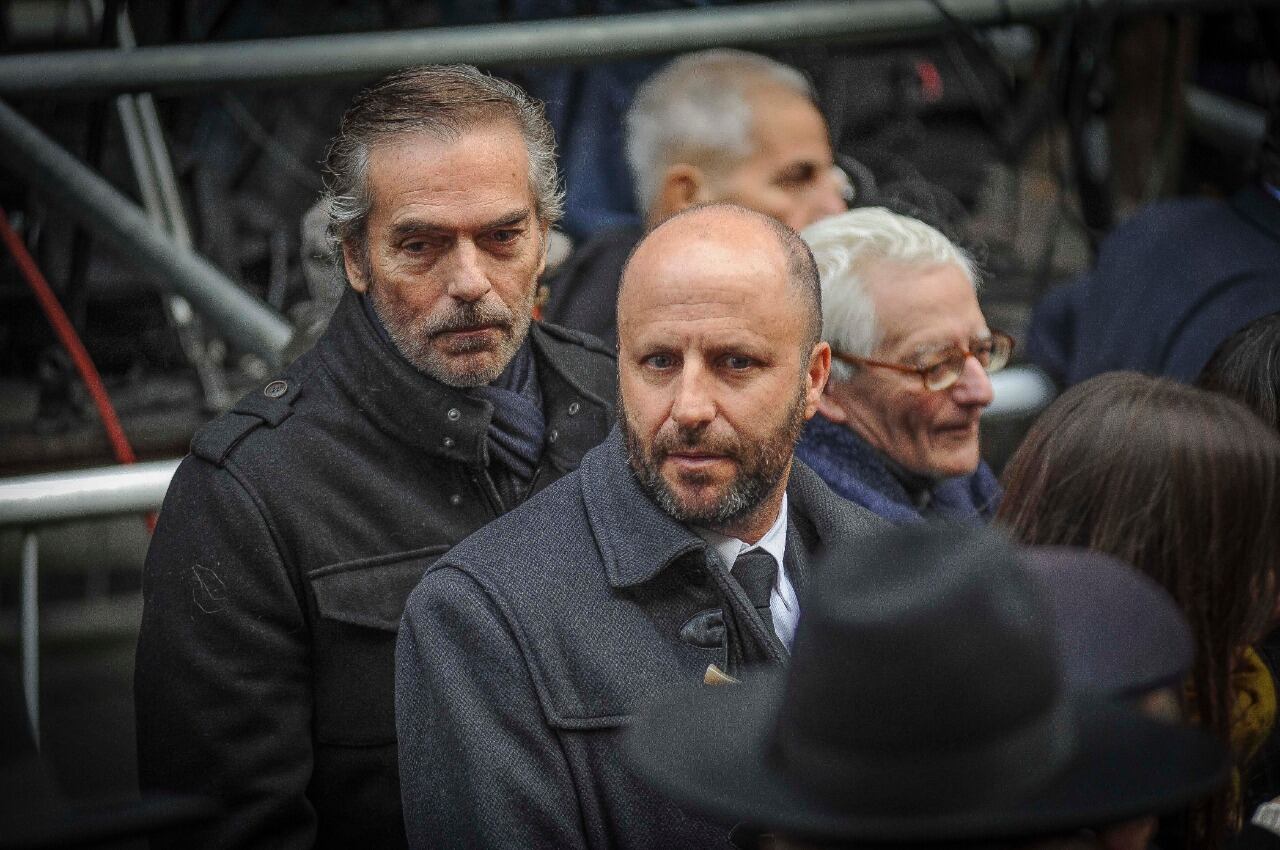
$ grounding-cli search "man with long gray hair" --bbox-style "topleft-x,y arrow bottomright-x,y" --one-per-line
134,65 -> 615,849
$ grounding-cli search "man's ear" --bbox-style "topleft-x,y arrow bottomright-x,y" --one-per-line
342,241 -> 369,294
651,164 -> 710,224
816,374 -> 850,424
803,342 -> 832,421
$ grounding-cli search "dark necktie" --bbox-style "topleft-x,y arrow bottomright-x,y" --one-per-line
732,549 -> 777,635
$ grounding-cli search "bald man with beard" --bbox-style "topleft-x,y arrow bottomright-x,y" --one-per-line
395,204 -> 882,850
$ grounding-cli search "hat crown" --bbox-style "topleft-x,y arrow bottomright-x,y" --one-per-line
770,525 -> 1071,813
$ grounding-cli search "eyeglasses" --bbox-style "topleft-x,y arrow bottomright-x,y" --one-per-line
832,329 -> 1015,392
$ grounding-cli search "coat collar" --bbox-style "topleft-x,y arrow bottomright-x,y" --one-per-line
315,288 -> 612,469
795,412 -> 1001,523
579,426 -> 871,589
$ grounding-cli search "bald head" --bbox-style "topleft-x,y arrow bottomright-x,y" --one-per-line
615,203 -> 831,541
619,203 -> 822,350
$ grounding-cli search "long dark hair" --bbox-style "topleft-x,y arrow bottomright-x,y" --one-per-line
1198,312 -> 1280,433
997,372 -> 1280,849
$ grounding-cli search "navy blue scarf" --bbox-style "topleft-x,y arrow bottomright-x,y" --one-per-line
361,295 -> 545,486
794,412 -> 1001,524
468,341 -> 544,485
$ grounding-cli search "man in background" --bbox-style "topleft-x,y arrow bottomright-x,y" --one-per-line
543,49 -> 848,345
795,207 -> 1004,523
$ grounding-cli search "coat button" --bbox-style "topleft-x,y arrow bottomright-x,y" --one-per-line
449,494 -> 462,506
567,401 -> 581,416
263,380 -> 288,398
446,408 -> 461,421
548,429 -> 559,444
442,437 -> 455,449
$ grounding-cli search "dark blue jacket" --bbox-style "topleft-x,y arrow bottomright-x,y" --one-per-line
794,412 -> 1000,524
1026,186 -> 1280,386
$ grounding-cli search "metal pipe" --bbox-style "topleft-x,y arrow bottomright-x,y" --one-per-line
115,95 -> 165,223
115,4 -> 233,409
21,530 -> 39,748
1185,85 -> 1268,157
984,365 -> 1056,419
0,0 -> 1246,97
0,459 -> 179,528
0,99 -> 292,361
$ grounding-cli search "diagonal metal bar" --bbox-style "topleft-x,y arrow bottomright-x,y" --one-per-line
0,0 -> 1264,97
116,4 -> 233,409
0,98 -> 292,363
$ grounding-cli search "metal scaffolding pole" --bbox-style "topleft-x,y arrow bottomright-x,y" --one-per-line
1186,85 -> 1269,156
0,98 -> 292,362
21,531 -> 39,748
0,0 -> 1254,97
115,4 -> 233,410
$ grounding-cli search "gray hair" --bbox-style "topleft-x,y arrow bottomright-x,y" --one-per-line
322,64 -> 564,255
800,207 -> 979,381
624,49 -> 813,216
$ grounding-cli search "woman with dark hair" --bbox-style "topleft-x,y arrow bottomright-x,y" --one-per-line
997,371 -> 1280,850
1198,311 -> 1280,433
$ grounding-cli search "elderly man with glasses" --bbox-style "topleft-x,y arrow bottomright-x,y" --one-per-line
794,207 -> 1010,523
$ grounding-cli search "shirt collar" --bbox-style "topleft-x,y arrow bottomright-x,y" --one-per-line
691,492 -> 789,572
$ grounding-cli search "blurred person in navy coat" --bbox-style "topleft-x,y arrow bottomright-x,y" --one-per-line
1026,99 -> 1280,386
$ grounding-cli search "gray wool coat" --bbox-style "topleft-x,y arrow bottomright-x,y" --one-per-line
395,428 -> 885,849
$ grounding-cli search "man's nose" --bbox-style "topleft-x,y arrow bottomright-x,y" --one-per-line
669,364 -> 717,429
950,355 -> 994,408
446,240 -> 492,303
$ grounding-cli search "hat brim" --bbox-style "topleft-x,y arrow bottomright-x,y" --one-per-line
624,673 -> 1228,844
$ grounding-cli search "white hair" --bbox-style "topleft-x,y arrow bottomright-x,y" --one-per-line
624,49 -> 813,215
801,207 -> 979,381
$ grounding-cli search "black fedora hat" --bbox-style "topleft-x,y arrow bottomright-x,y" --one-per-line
624,524 -> 1227,845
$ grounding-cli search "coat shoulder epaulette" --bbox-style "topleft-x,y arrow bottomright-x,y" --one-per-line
190,376 -> 303,466
535,321 -> 616,361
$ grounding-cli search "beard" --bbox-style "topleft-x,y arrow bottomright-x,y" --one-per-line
367,272 -> 535,388
621,375 -> 810,531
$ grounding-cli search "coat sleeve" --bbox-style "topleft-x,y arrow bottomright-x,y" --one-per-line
135,455 -> 315,850
396,566 -> 587,850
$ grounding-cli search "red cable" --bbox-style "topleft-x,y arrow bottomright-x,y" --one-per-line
0,206 -> 156,531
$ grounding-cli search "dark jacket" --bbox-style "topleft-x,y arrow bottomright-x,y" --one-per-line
794,412 -> 1000,523
134,289 -> 616,850
1026,186 -> 1280,387
395,428 -> 885,849
541,224 -> 641,347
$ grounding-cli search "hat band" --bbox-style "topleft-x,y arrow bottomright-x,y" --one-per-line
766,700 -> 1079,816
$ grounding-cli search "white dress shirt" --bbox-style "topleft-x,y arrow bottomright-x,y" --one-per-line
692,493 -> 800,650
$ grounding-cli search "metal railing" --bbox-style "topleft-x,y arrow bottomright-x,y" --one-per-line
0,0 -> 1260,97
0,459 -> 179,744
